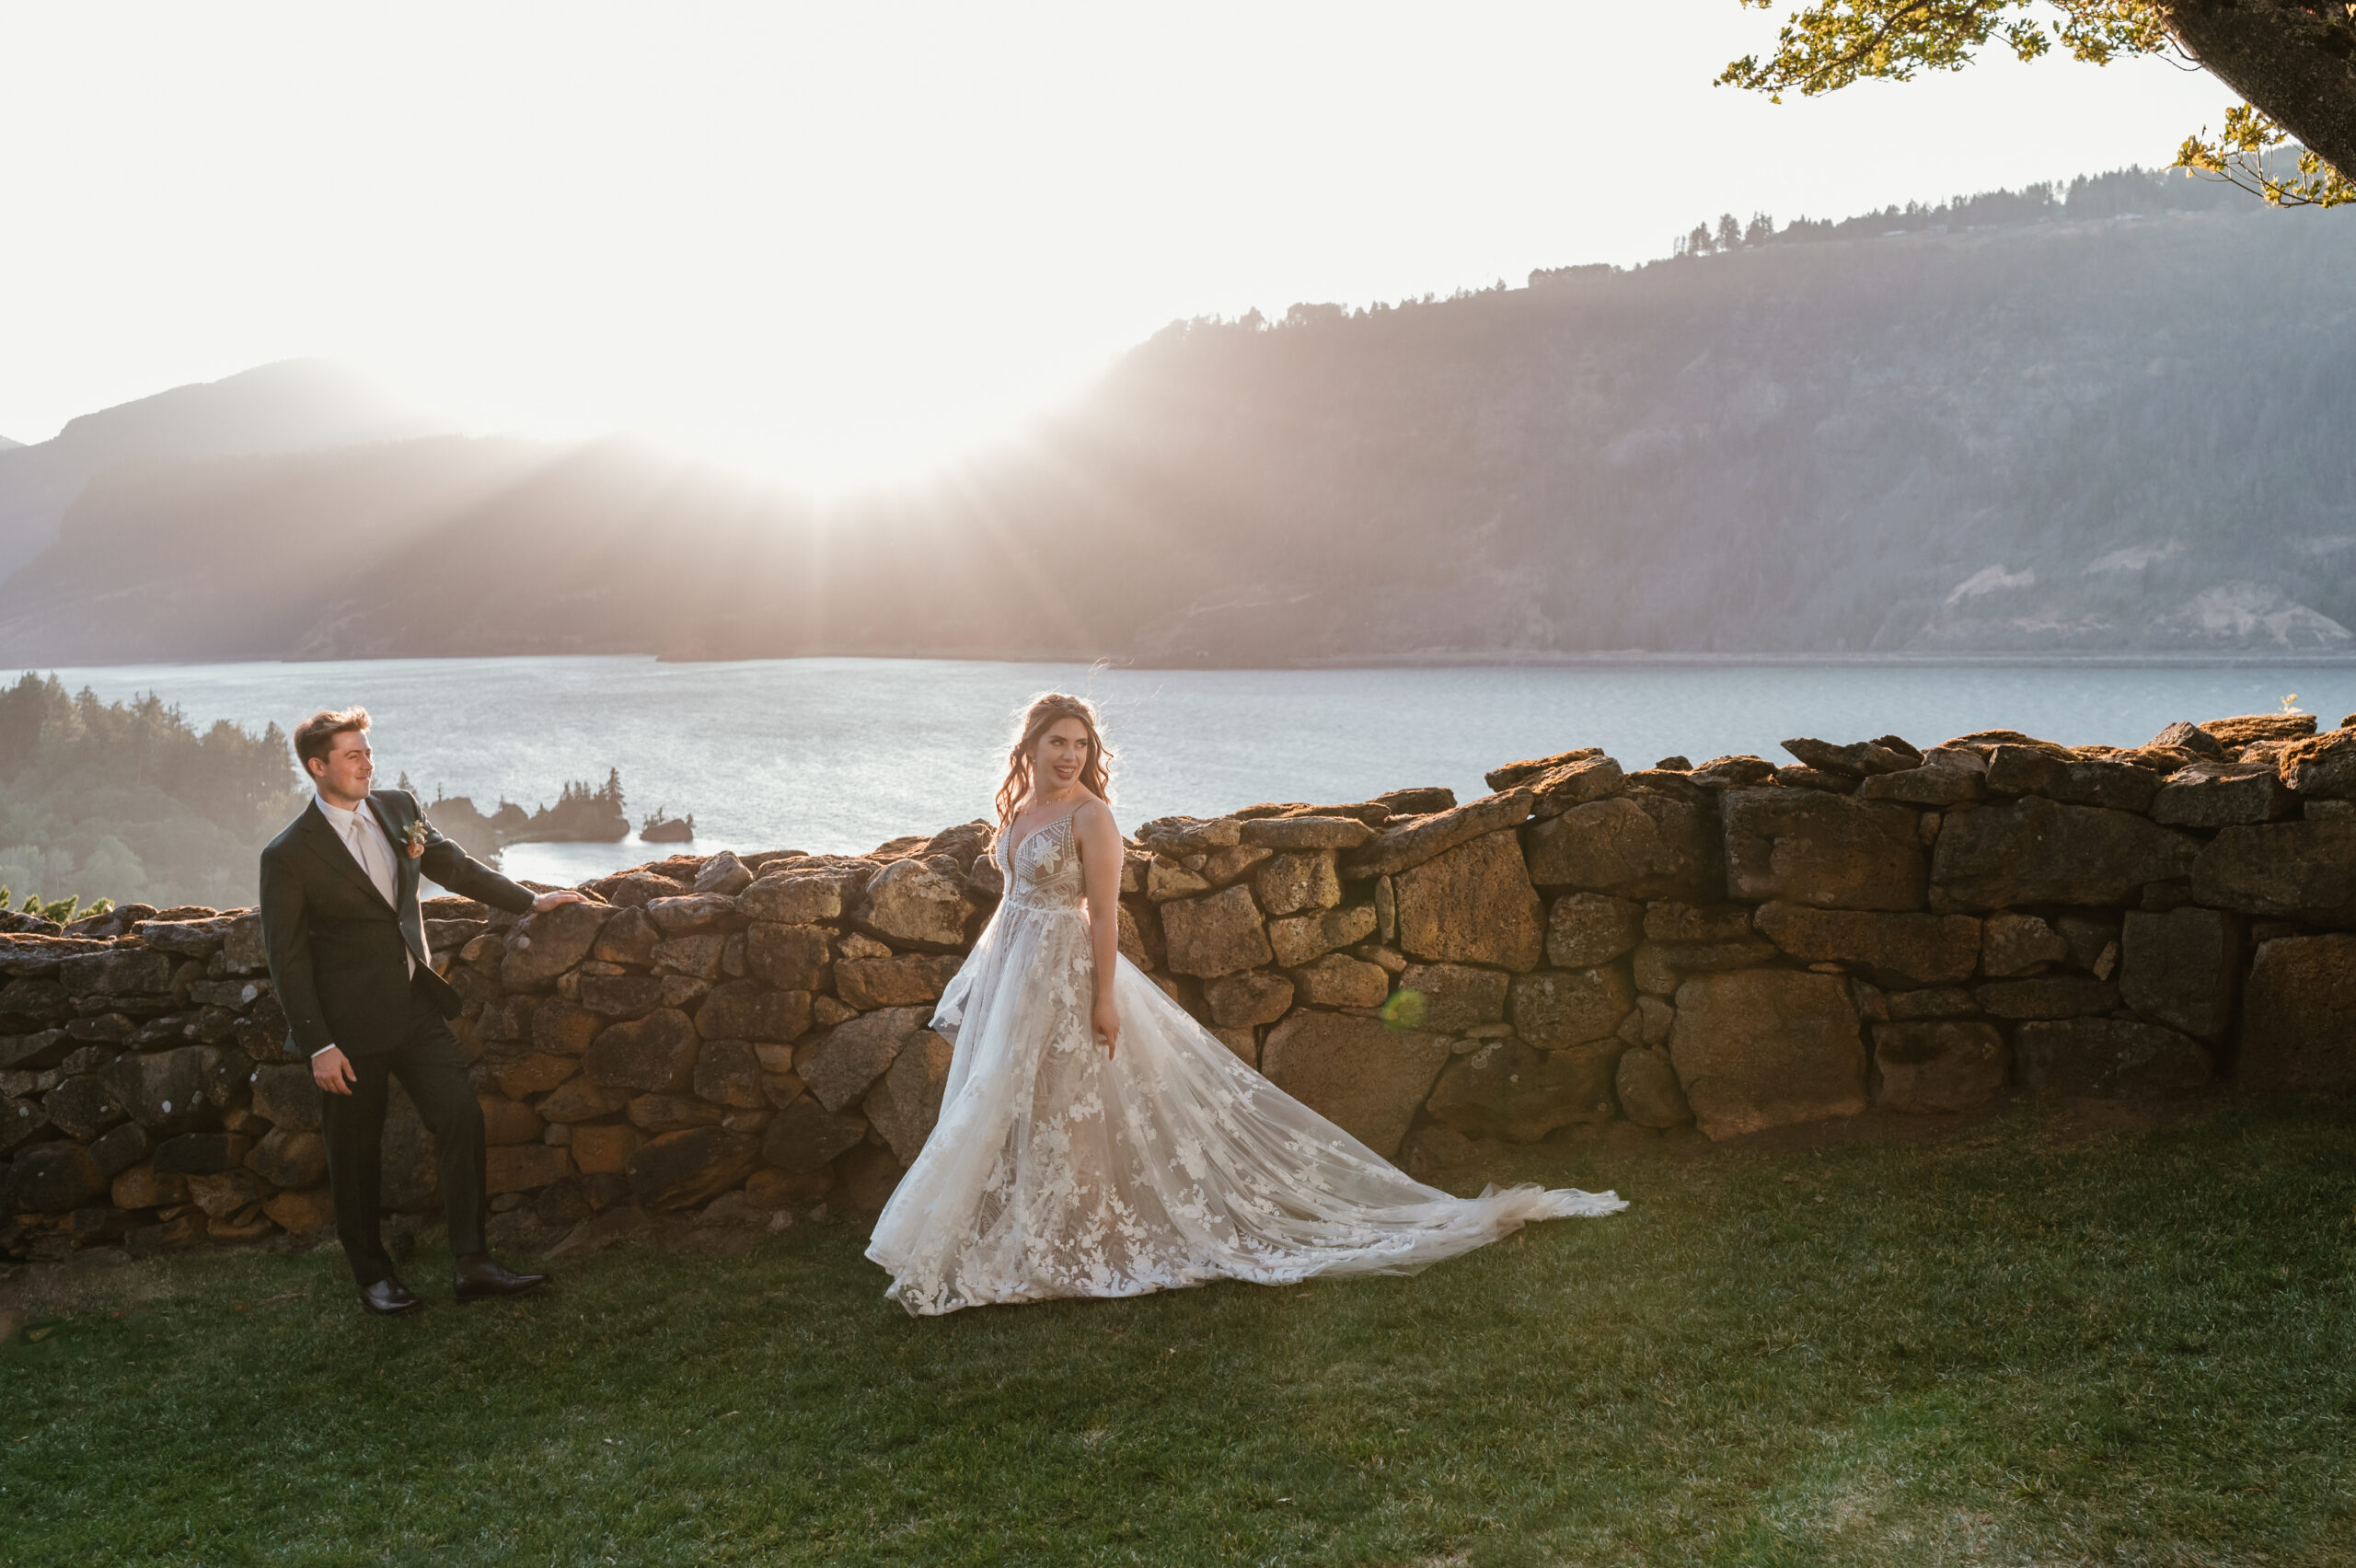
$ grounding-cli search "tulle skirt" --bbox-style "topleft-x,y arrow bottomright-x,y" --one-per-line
865,897 -> 1626,1316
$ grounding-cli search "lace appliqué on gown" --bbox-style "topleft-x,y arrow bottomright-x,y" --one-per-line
865,812 -> 1625,1316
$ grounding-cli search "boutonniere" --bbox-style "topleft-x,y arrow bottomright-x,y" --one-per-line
403,820 -> 428,859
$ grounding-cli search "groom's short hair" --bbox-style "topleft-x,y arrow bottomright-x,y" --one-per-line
294,707 -> 371,776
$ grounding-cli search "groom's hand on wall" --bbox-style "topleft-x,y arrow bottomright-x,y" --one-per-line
312,1046 -> 357,1096
532,890 -> 588,913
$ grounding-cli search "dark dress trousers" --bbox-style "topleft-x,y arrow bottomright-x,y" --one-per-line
259,790 -> 537,1284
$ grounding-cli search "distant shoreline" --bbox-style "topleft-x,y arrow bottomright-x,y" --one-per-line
20,649 -> 2356,675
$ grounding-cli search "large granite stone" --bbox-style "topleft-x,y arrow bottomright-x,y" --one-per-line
486,1143 -> 574,1194
1630,937 -> 1777,996
2237,934 -> 2356,1094
854,859 -> 974,951
1615,1044 -> 1692,1127
1253,851 -> 1344,917
153,1130 -> 253,1175
2191,817 -> 2356,923
2014,1019 -> 2212,1098
500,901 -> 615,990
1292,953 -> 1390,1008
836,954 -> 963,1011
863,1028 -> 953,1165
1546,893 -> 1643,968
87,1120 -> 150,1179
531,999 -> 603,1055
627,1126 -> 760,1211
42,1074 -> 125,1141
2150,762 -> 2295,826
1982,746 -> 2160,812
760,1096 -> 871,1174
2281,726 -> 2356,799
1979,911 -> 2069,977
692,1037 -> 768,1110
1932,799 -> 2199,910
1259,1010 -> 1450,1159
1426,1039 -> 1619,1142
797,1006 -> 930,1113
1206,965 -> 1300,1026
1720,790 -> 1924,911
491,1049 -> 580,1099
589,905 -> 661,966
643,894 -> 741,936
1509,966 -> 1633,1048
1487,747 -> 1602,791
739,866 -> 863,925
1872,1021 -> 2007,1113
1781,736 -> 1920,777
1266,905 -> 1378,970
1395,963 -> 1508,1032
2119,907 -> 2239,1041
1204,970 -> 1296,1029
1974,976 -> 2119,1020
1238,814 -> 1375,850
1345,789 -> 1533,878
1750,903 -> 1981,985
244,1126 -> 328,1189
746,922 -> 831,991
578,974 -> 665,1020
1161,884 -> 1274,979
1667,970 -> 1865,1139
7,1141 -> 107,1212
1392,829 -> 1545,971
650,934 -> 727,979
247,1061 -> 320,1134
109,1044 -> 223,1136
696,982 -> 812,1043
1528,756 -> 1627,818
535,1076 -> 631,1123
1525,790 -> 1717,902
57,946 -> 175,997
582,1009 -> 699,1093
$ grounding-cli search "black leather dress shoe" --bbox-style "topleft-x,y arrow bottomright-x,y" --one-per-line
361,1277 -> 423,1316
453,1252 -> 548,1302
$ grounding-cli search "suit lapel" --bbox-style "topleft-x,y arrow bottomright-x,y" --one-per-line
300,800 -> 396,915
365,795 -> 418,901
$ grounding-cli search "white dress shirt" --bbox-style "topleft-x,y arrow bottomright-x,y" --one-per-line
310,793 -> 416,1056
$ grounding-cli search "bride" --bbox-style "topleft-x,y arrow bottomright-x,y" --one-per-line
866,693 -> 1625,1316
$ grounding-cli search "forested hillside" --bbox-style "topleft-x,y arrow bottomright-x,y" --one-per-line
0,167 -> 2348,664
0,675 -> 305,912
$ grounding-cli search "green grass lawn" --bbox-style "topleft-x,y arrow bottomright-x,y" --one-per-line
4,1101 -> 2353,1567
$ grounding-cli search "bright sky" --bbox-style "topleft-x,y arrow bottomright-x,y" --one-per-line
1,2 -> 2234,488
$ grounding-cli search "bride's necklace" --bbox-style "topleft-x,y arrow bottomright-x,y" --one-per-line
1009,786 -> 1082,863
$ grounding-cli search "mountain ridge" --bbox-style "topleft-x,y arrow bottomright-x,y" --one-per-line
0,359 -> 445,583
4,175 -> 2350,665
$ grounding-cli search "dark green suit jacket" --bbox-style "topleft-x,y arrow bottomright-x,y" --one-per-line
259,790 -> 535,1058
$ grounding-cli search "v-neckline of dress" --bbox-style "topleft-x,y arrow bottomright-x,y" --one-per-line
1004,804 -> 1081,874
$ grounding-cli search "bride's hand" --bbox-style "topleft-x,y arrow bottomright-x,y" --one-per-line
1092,996 -> 1120,1058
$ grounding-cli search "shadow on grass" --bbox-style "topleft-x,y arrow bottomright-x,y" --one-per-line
4,1100 -> 2352,1566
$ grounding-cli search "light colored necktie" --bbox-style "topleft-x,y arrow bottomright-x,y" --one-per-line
347,809 -> 414,974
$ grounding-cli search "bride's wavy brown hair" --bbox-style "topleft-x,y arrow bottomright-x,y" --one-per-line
995,692 -> 1114,828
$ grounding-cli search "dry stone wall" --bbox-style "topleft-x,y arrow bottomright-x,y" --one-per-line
6,710 -> 2356,1262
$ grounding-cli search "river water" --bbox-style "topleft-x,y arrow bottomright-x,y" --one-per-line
36,654 -> 2356,883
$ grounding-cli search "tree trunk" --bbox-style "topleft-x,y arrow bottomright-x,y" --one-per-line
2162,2 -> 2356,182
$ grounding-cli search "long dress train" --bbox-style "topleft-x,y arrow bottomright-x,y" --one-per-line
865,811 -> 1626,1316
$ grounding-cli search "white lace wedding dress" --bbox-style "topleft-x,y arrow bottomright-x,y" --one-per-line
865,810 -> 1627,1316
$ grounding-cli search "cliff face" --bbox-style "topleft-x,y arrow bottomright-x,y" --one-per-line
6,709 -> 2355,1262
2,208 -> 2352,664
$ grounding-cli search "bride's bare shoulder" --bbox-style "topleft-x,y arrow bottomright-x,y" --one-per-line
1070,795 -> 1119,843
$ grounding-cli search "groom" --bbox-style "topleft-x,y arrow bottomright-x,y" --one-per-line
260,707 -> 586,1315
